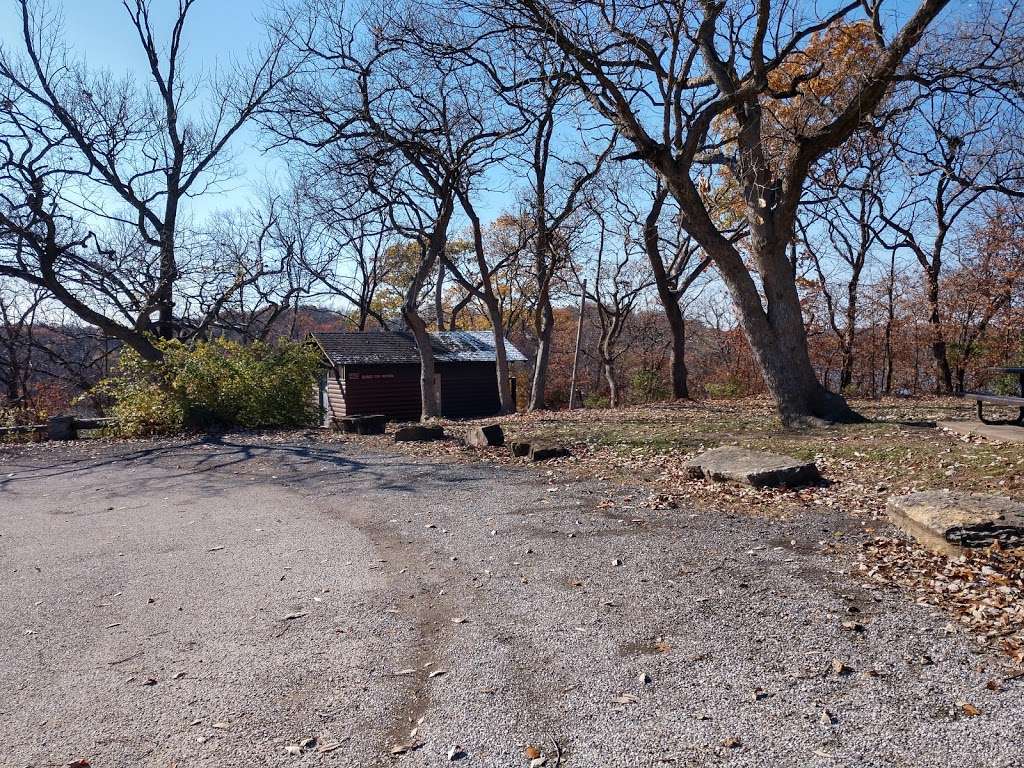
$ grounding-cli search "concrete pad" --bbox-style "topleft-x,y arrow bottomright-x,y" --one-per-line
684,447 -> 821,488
939,420 -> 1024,443
888,490 -> 1024,556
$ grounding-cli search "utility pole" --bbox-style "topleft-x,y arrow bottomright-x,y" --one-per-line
568,281 -> 586,410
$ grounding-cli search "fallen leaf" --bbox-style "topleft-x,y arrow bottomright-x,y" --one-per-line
317,739 -> 348,754
961,702 -> 982,717
389,741 -> 422,756
524,746 -> 542,760
613,693 -> 640,704
831,659 -> 854,676
447,745 -> 467,761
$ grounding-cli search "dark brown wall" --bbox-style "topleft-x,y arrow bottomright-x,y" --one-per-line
438,362 -> 502,418
321,359 -> 510,422
343,364 -> 422,421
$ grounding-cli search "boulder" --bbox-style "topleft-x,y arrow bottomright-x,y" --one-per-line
684,447 -> 821,488
336,415 -> 387,435
394,425 -> 445,442
510,441 -> 532,457
47,415 -> 76,441
529,444 -> 570,462
887,490 -> 1024,556
466,424 -> 504,448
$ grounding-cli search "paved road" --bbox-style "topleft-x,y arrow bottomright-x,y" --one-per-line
1,435 -> 1021,768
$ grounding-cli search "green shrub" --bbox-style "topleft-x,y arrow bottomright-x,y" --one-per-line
630,368 -> 669,403
704,378 -> 744,399
95,338 -> 320,435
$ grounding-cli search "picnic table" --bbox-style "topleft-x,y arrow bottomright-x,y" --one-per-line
965,367 -> 1024,425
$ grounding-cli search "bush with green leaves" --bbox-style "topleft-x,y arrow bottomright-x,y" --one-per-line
630,368 -> 669,403
95,338 -> 321,435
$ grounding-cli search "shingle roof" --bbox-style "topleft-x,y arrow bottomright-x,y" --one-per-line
311,330 -> 527,366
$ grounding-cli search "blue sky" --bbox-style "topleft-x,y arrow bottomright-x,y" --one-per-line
0,0 -> 288,216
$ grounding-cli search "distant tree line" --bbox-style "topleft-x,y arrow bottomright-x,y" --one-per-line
1,0 -> 1023,424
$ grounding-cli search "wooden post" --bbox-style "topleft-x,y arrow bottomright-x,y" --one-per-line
568,281 -> 587,410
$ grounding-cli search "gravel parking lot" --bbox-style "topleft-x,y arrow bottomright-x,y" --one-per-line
1,434 -> 1022,767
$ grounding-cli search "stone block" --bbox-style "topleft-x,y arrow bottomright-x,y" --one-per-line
888,490 -> 1024,556
683,446 -> 821,488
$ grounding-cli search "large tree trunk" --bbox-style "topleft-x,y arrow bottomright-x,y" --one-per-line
528,298 -> 553,411
404,305 -> 439,419
647,255 -> 690,399
155,192 -> 179,339
727,249 -> 861,427
643,187 -> 690,399
604,358 -> 618,408
484,296 -> 515,414
669,314 -> 689,400
404,212 -> 450,420
925,269 -> 953,394
839,280 -> 859,392
434,261 -> 445,331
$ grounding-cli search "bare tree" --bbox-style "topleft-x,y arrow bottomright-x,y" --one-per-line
572,189 -> 654,408
474,0 -> 957,426
0,281 -> 43,405
270,0 -> 527,416
801,138 -> 891,392
0,0 -> 297,358
633,177 -> 716,399
878,82 -> 1024,393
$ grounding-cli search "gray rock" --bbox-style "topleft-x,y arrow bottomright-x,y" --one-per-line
529,444 -> 570,462
394,425 -> 445,442
887,490 -> 1024,556
683,446 -> 820,488
466,424 -> 504,448
510,441 -> 532,457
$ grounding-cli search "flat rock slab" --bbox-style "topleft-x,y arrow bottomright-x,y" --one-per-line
684,447 -> 821,488
394,425 -> 445,442
939,420 -> 1024,444
466,424 -> 504,448
888,490 -> 1024,556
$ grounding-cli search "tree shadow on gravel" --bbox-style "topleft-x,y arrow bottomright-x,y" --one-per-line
0,432 -> 506,499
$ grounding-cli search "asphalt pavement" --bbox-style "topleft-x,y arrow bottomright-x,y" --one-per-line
1,434 -> 1021,767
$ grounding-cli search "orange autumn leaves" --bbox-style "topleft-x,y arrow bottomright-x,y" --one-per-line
709,21 -> 885,210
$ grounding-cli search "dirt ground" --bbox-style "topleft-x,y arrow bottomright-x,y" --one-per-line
2,428 -> 1024,767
